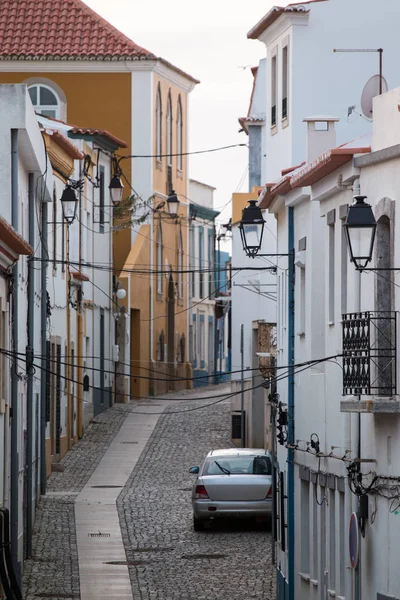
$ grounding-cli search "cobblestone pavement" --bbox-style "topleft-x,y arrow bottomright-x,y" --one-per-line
23,402 -> 134,600
117,391 -> 276,600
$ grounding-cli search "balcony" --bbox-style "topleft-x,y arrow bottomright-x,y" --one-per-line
341,311 -> 400,413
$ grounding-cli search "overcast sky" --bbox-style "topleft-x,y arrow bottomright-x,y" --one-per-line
85,0 -> 274,228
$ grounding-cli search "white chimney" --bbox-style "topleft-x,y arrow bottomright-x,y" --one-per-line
303,116 -> 339,163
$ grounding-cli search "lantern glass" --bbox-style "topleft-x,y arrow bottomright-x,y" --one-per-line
60,186 -> 78,225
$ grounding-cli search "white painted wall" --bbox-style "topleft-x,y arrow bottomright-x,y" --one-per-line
255,0 -> 400,182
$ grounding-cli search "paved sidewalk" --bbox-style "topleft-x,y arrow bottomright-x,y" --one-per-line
23,402 -> 134,600
75,406 -> 164,600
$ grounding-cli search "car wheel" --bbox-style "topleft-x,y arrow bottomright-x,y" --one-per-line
193,516 -> 205,531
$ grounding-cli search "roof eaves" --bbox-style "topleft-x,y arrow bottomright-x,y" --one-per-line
290,147 -> 371,188
68,128 -> 128,150
47,130 -> 84,160
247,5 -> 311,39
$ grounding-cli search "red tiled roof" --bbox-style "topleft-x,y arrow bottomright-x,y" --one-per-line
0,0 -> 155,61
50,130 -> 84,159
69,127 -> 127,149
248,1 -> 327,39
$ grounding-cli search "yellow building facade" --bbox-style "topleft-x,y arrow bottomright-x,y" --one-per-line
0,0 -> 198,401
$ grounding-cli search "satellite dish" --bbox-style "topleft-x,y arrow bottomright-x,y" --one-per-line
361,74 -> 388,118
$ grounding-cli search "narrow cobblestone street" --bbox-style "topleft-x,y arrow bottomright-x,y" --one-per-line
23,386 -> 276,600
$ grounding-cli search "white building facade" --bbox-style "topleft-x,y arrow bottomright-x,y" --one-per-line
188,179 -> 219,386
245,1 -> 400,598
261,95 -> 400,600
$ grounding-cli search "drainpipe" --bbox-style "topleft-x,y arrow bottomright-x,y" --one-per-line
40,201 -> 48,495
287,206 -> 295,600
10,129 -> 21,581
26,173 -> 35,557
213,227 -> 219,384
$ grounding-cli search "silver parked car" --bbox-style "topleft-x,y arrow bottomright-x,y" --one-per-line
189,448 -> 272,531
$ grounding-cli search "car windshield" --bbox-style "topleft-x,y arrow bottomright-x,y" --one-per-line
203,455 -> 271,476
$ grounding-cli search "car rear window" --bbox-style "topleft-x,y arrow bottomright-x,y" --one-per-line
203,455 -> 271,476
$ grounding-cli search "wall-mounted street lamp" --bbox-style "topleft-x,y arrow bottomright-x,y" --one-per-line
166,189 -> 180,218
109,174 -> 124,206
239,200 -> 265,258
344,195 -> 377,271
60,185 -> 79,225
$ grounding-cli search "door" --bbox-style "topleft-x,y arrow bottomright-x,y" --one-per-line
167,275 -> 175,390
130,309 -> 141,399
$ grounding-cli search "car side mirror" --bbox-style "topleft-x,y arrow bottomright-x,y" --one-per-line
189,466 -> 199,474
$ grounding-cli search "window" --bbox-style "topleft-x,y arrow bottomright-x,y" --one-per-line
166,92 -> 173,167
329,490 -> 336,591
177,226 -> 183,299
341,221 -> 348,314
156,218 -> 163,295
193,315 -> 197,367
190,225 -> 196,298
178,334 -> 185,363
52,185 -> 57,270
200,317 -> 205,365
177,96 -> 183,171
156,85 -> 162,161
300,480 -> 310,575
271,54 -> 277,126
99,165 -> 105,233
157,331 -> 165,362
282,46 -> 288,119
208,230 -> 214,298
339,491 -> 345,595
28,84 -> 61,119
328,223 -> 335,322
199,228 -> 204,298
298,265 -> 306,336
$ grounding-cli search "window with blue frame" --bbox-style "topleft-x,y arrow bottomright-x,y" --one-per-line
199,227 -> 204,298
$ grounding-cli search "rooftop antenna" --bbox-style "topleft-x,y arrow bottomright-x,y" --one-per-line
333,48 -> 385,118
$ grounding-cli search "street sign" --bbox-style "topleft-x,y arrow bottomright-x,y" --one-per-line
349,512 -> 359,569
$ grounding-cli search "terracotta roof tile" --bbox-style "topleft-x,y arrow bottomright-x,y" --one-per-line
0,0 -> 155,61
69,127 -> 127,149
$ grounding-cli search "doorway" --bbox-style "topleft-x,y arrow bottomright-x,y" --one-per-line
167,275 -> 175,390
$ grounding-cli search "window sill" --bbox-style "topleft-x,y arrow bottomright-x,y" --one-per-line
336,596 -> 345,600
156,160 -> 162,171
298,573 -> 310,583
328,590 -> 336,598
282,116 -> 289,129
310,579 -> 318,587
178,298 -> 184,306
156,293 -> 163,302
327,320 -> 335,327
296,331 -> 305,338
270,124 -> 278,136
177,169 -> 183,179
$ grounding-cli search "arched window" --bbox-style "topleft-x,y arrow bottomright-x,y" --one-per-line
177,225 -> 183,299
166,92 -> 173,167
177,96 -> 183,171
156,218 -> 163,295
156,85 -> 162,161
28,83 -> 61,119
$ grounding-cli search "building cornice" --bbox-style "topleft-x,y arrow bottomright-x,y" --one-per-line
0,58 -> 199,91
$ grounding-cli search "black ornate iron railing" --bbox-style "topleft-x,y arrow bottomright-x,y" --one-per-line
342,311 -> 397,396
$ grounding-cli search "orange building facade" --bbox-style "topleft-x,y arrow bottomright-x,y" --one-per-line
0,0 -> 198,401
